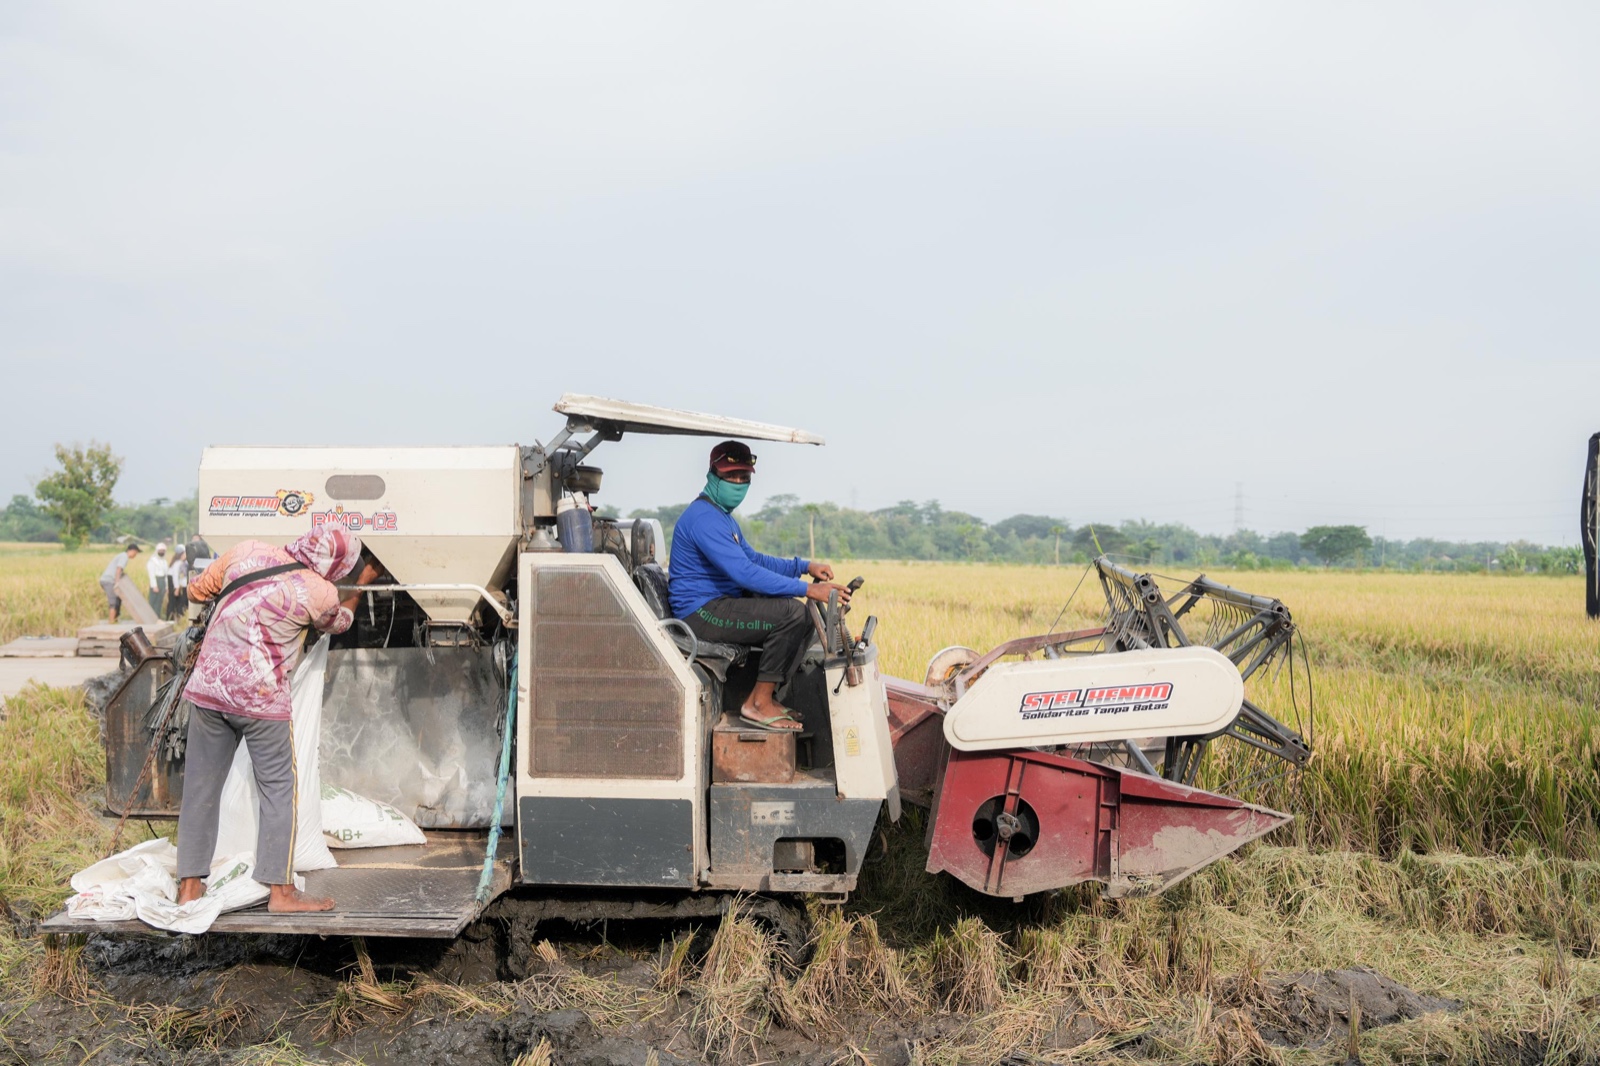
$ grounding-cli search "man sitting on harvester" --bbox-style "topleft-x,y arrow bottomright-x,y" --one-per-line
669,440 -> 852,732
174,526 -> 379,913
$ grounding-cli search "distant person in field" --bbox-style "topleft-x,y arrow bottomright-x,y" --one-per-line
174,526 -> 380,914
668,440 -> 851,732
98,543 -> 140,624
185,535 -> 216,612
146,543 -> 169,618
166,545 -> 188,620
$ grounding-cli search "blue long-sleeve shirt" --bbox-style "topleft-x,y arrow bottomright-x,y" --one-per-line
668,496 -> 810,618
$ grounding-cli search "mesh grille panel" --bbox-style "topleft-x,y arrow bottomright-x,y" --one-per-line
528,567 -> 684,779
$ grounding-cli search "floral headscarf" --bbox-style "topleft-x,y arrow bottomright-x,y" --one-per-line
286,526 -> 363,582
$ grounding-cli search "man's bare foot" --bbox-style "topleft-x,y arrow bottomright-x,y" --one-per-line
176,876 -> 205,905
740,703 -> 801,731
740,685 -> 801,731
267,885 -> 335,913
740,680 -> 801,731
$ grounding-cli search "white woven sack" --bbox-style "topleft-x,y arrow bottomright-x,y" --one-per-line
65,837 -> 289,935
321,785 -> 427,849
211,639 -> 337,873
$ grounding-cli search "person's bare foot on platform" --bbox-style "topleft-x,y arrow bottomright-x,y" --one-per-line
176,876 -> 205,905
740,680 -> 802,731
268,885 -> 335,913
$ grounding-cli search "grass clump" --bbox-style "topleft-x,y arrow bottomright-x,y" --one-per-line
787,910 -> 912,1031
31,933 -> 93,1004
511,1037 -> 554,1066
685,903 -> 784,1063
922,916 -> 1009,1015
0,684 -> 111,914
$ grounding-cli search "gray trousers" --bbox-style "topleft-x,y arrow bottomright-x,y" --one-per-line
176,706 -> 298,885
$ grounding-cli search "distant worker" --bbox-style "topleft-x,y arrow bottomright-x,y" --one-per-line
185,535 -> 216,610
146,543 -> 169,617
166,545 -> 188,620
174,527 -> 380,914
98,543 -> 141,624
668,440 -> 851,732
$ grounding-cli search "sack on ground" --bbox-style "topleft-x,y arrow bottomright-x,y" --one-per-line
211,639 -> 337,872
321,785 -> 427,848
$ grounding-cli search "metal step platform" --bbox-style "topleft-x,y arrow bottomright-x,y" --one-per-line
40,831 -> 515,939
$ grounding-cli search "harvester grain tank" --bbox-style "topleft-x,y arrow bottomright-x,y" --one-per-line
48,396 -> 1311,939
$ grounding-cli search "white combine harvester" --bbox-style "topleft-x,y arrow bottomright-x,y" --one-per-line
47,396 -> 1309,939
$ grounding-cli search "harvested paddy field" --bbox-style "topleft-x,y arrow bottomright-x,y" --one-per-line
2,551 -> 1598,1064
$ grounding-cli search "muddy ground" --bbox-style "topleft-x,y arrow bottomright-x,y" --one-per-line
1,907 -> 1459,1066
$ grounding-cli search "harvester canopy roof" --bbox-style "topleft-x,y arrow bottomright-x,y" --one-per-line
552,394 -> 825,446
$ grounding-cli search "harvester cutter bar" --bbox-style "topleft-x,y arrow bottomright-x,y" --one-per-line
925,747 -> 1290,899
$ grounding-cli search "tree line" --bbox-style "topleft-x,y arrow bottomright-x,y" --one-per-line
1,443 -> 1582,573
1,442 -> 196,549
624,497 -> 1584,574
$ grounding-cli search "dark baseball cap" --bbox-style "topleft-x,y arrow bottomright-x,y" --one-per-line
709,440 -> 756,476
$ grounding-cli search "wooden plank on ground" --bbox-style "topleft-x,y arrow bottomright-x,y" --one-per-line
0,658 -> 116,701
0,637 -> 80,658
115,574 -> 162,625
75,621 -> 173,657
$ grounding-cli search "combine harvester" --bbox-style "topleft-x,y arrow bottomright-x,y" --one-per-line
45,396 -> 1311,939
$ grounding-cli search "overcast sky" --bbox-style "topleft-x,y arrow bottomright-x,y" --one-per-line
3,4 -> 1596,544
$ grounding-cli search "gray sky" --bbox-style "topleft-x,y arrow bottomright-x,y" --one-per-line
3,4 -> 1596,544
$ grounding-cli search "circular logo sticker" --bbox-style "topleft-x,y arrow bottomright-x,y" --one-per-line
277,490 -> 314,517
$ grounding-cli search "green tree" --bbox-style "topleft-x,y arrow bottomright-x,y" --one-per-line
1299,524 -> 1372,566
804,503 -> 821,559
1072,523 -> 1128,558
103,494 -> 199,545
35,442 -> 122,550
0,495 -> 60,542
990,514 -> 1067,541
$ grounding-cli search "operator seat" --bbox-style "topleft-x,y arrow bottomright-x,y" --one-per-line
632,563 -> 746,682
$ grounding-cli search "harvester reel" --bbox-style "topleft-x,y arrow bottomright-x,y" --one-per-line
1092,557 -> 1312,786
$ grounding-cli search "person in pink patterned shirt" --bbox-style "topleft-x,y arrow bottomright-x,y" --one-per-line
175,526 -> 379,914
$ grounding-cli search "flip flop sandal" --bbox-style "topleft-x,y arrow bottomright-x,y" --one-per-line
739,709 -> 802,733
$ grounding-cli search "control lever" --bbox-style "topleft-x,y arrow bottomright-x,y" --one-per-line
826,587 -> 841,655
855,615 -> 878,652
833,577 -> 868,690
836,576 -> 865,647
836,577 -> 864,650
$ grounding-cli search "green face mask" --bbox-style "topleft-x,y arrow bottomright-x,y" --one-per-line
704,473 -> 750,513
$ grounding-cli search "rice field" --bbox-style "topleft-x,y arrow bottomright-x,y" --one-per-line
2,548 -> 1599,1062
0,542 -> 137,644
5,547 -> 1598,861
850,562 -> 1600,862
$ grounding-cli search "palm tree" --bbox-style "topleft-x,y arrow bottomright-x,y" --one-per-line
1050,525 -> 1064,566
804,504 -> 821,559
